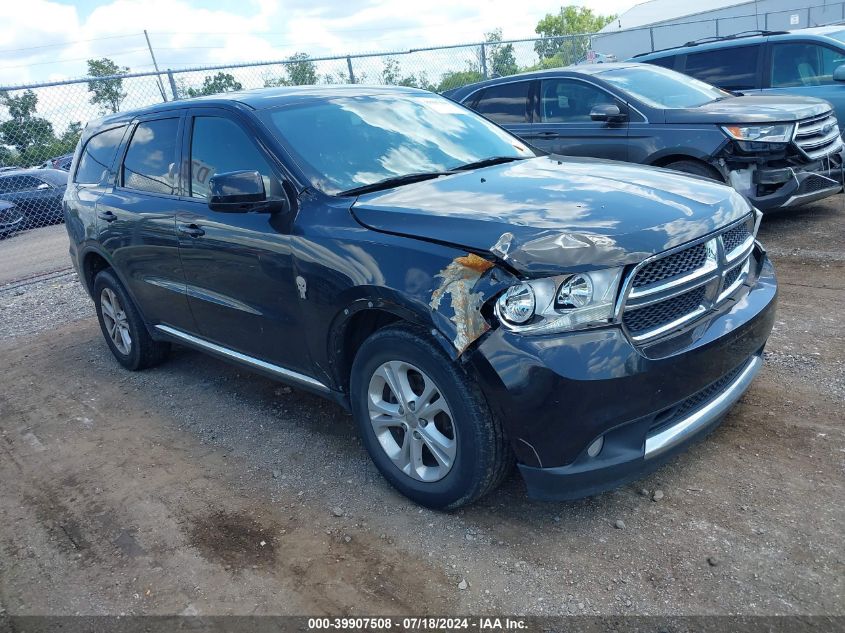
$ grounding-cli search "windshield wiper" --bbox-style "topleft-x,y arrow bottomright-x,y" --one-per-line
449,155 -> 527,172
339,171 -> 448,196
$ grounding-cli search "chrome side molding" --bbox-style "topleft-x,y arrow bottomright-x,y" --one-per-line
644,354 -> 763,460
154,324 -> 330,393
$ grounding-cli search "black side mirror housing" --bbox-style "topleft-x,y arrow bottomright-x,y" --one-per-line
207,170 -> 290,214
590,103 -> 627,123
834,64 -> 845,82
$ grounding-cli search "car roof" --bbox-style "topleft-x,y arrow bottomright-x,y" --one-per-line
0,168 -> 68,185
634,26 -> 845,60
92,84 -> 430,129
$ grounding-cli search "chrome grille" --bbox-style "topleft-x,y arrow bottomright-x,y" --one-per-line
794,110 -> 843,160
620,215 -> 757,343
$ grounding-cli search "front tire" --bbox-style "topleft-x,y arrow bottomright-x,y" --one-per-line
663,159 -> 723,182
93,269 -> 170,371
350,325 -> 511,509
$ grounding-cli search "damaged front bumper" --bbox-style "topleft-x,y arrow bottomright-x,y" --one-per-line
726,148 -> 844,211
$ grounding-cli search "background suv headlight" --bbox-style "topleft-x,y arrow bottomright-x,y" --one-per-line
495,267 -> 624,334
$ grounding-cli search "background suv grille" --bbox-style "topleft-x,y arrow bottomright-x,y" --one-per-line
794,110 -> 843,160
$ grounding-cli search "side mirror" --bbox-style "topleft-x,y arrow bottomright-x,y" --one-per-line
207,170 -> 289,214
590,103 -> 627,123
833,64 -> 845,82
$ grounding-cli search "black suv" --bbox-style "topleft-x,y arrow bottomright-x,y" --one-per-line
64,86 -> 777,509
445,63 -> 844,212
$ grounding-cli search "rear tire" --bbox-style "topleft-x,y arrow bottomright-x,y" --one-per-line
350,325 -> 512,510
663,159 -> 723,182
93,269 -> 170,371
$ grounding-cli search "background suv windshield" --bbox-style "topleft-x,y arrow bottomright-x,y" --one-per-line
598,65 -> 729,109
260,93 -> 534,194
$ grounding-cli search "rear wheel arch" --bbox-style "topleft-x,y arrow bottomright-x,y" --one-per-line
81,249 -> 112,294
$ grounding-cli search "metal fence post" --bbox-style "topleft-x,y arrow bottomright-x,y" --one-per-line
649,27 -> 655,52
167,70 -> 179,101
346,56 -> 355,84
480,43 -> 488,79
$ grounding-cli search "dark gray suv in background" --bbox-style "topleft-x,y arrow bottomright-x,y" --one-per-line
445,63 -> 844,212
64,86 -> 777,509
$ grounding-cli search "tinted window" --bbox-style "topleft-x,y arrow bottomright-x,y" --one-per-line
646,55 -> 677,70
74,125 -> 126,185
540,79 -> 617,123
0,175 -> 45,193
599,65 -> 729,108
190,117 -> 275,199
683,45 -> 760,90
771,42 -> 845,87
259,94 -> 534,195
121,119 -> 180,195
473,81 -> 531,123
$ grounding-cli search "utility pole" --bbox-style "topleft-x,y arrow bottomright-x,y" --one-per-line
144,30 -> 168,102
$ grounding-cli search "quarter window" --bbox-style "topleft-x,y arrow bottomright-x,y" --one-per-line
121,118 -> 180,195
540,79 -> 618,123
473,81 -> 531,124
74,125 -> 127,185
683,45 -> 760,90
189,116 -> 275,199
646,55 -> 677,70
770,43 -> 845,87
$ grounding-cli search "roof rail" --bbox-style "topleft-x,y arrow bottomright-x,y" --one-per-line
632,30 -> 788,58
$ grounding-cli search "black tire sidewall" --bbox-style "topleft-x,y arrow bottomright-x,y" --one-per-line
93,269 -> 146,370
665,160 -> 721,182
351,328 -> 491,509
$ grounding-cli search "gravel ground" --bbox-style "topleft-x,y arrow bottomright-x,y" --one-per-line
0,197 -> 842,618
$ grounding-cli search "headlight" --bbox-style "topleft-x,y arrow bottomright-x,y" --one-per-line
495,268 -> 624,334
722,123 -> 794,143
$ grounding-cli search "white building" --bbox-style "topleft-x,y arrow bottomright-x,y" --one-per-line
591,0 -> 845,60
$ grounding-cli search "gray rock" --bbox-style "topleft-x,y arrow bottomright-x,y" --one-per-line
707,556 -> 720,567
614,519 -> 626,529
331,507 -> 344,517
458,579 -> 468,591
652,490 -> 664,502
272,469 -> 281,479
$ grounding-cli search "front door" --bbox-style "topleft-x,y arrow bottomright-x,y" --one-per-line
174,108 -> 310,373
521,78 -> 629,161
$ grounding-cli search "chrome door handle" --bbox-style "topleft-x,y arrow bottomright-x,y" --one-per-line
178,223 -> 205,238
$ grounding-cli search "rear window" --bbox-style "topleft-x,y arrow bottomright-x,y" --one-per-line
683,45 -> 760,90
74,125 -> 127,185
473,81 -> 532,124
121,118 -> 180,195
0,174 -> 44,193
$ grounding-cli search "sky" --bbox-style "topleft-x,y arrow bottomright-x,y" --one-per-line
0,0 -> 640,87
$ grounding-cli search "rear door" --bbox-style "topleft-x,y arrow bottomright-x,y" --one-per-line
172,107 -> 310,373
95,112 -> 195,331
467,80 -> 535,141
522,77 -> 629,160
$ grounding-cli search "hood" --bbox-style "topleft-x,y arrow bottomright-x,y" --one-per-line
351,156 -> 750,276
665,95 -> 830,124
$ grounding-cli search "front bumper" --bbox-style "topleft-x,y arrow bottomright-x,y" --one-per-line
467,251 -> 777,501
729,149 -> 844,211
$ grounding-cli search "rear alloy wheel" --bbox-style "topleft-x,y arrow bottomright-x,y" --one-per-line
351,325 -> 512,509
93,268 -> 170,371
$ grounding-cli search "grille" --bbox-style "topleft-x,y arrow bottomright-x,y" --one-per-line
623,285 -> 706,335
632,243 -> 707,288
722,263 -> 743,291
794,110 -> 843,160
649,362 -> 747,435
797,174 -> 839,195
721,223 -> 750,255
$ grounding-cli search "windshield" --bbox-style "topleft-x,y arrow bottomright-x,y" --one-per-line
598,65 -> 731,109
258,93 -> 534,195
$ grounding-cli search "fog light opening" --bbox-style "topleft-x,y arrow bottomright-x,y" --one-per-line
587,436 -> 604,458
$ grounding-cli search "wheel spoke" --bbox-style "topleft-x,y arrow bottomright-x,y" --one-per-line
409,433 -> 426,475
119,326 -> 132,352
419,425 -> 456,470
376,363 -> 406,407
417,395 -> 448,420
393,429 -> 411,472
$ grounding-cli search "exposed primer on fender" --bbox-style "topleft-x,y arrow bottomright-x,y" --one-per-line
430,253 -> 494,354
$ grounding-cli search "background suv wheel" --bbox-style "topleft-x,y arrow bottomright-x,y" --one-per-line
350,325 -> 512,509
93,269 -> 170,371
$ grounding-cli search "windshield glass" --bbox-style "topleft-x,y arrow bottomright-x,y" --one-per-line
598,65 -> 731,108
259,93 -> 534,194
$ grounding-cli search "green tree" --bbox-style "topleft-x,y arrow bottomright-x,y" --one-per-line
264,53 -> 318,87
380,58 -> 434,90
534,6 -> 616,61
436,69 -> 484,93
484,29 -> 518,77
87,58 -> 129,114
0,90 -> 57,165
186,72 -> 243,97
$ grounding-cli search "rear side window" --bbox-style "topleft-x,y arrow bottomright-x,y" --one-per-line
646,55 -> 677,70
74,125 -> 127,185
770,42 -> 845,87
473,81 -> 532,124
121,118 -> 180,195
683,45 -> 760,90
0,175 -> 46,193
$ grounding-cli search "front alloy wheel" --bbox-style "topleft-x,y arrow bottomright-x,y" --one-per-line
367,360 -> 457,482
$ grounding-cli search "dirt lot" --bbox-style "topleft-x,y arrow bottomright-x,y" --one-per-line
0,199 -> 843,617
0,224 -> 71,287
